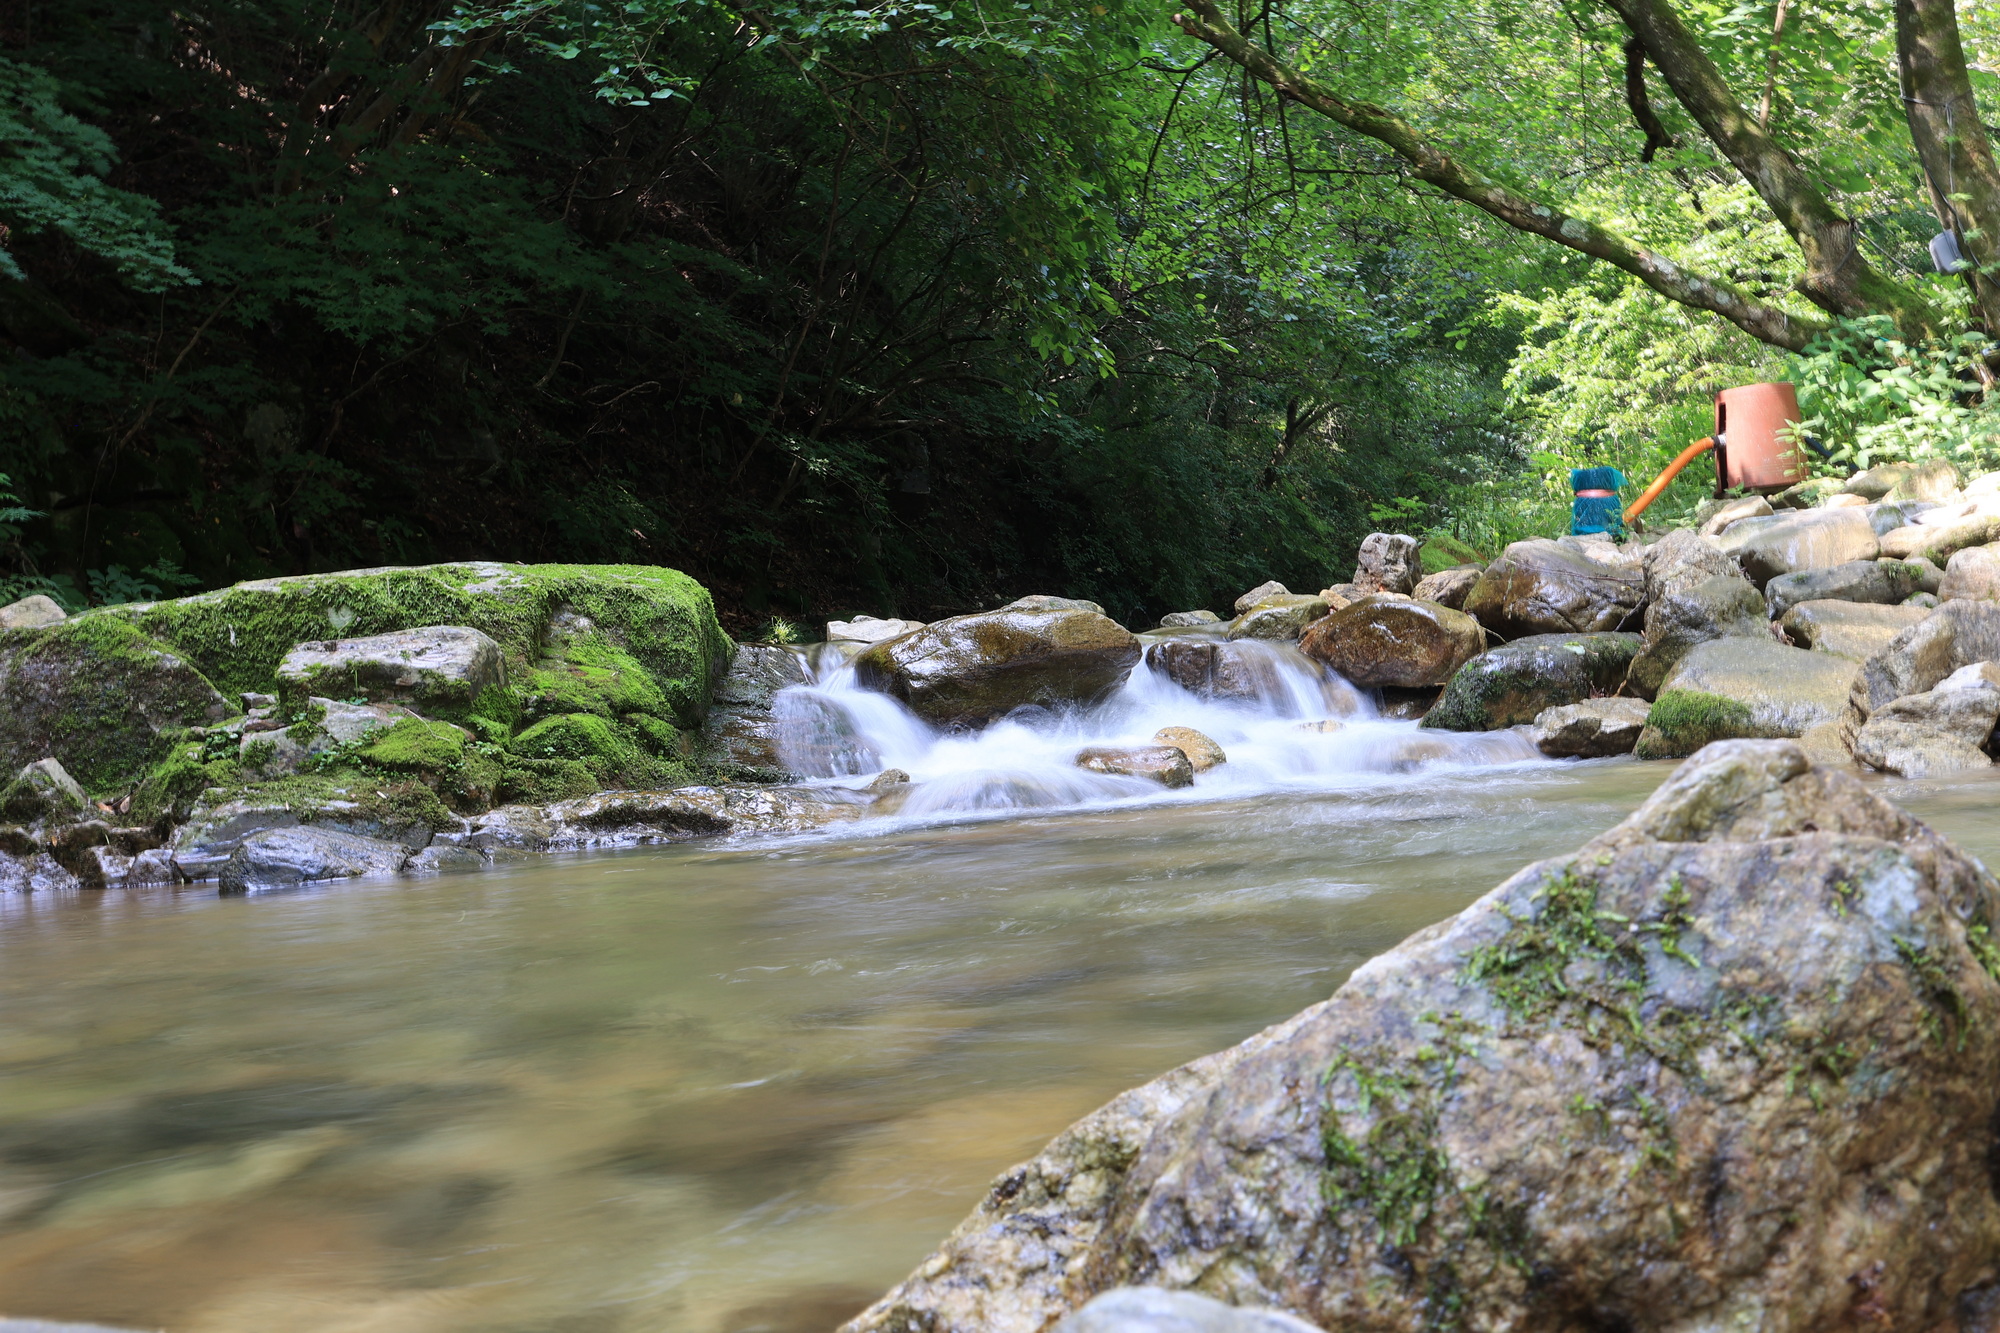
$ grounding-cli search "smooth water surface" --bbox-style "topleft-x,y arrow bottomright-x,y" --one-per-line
4,761 -> 1999,1333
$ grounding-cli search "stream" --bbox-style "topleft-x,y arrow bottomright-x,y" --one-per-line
4,644 -> 2000,1333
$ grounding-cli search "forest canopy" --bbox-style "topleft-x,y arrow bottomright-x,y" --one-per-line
2,0 -> 1997,628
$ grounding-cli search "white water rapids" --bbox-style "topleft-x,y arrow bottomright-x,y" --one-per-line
766,629 -> 1546,820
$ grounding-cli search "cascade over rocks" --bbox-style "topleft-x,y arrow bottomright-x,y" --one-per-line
843,740 -> 2000,1333
1143,639 -> 1359,712
1298,595 -> 1484,689
1421,632 -> 1640,732
1462,538 -> 1643,637
701,645 -> 811,778
853,607 -> 1141,729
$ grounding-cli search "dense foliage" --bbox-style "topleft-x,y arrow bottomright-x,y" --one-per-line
5,0 -> 2000,627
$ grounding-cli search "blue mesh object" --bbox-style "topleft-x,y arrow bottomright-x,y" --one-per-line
1569,467 -> 1626,537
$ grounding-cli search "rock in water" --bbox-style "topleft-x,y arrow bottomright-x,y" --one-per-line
1351,532 -> 1420,595
1074,745 -> 1194,788
1713,507 -> 1880,588
1158,610 -> 1221,628
1854,662 -> 2000,777
0,594 -> 66,629
701,644 -> 811,778
1049,1289 -> 1322,1333
1232,582 -> 1289,614
276,625 -> 505,713
1152,727 -> 1225,773
841,740 -> 2000,1333
1763,558 -> 1924,619
1225,595 -> 1328,641
1409,565 -> 1480,610
1462,539 -> 1643,637
1779,600 -> 1930,662
1421,632 -> 1640,731
1299,596 -> 1484,688
218,826 -> 414,894
1529,697 -> 1651,757
855,608 -> 1140,730
1635,637 -> 1857,759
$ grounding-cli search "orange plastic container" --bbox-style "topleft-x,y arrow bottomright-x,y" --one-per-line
1714,382 -> 1807,494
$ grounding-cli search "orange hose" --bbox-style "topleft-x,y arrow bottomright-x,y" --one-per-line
1624,437 -> 1715,524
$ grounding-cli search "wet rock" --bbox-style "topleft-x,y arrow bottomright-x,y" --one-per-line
1713,507 -> 1880,588
0,758 -> 88,823
0,594 -> 65,629
771,690 -> 882,779
127,847 -> 179,886
1639,528 -> 1737,601
1635,637 -> 1857,759
1462,538 -> 1643,637
276,625 -> 505,715
0,617 -> 230,794
1158,610 -> 1220,628
75,844 -> 133,889
844,740 -> 2000,1333
1049,1288 -> 1321,1333
1627,575 -> 1768,699
1528,697 -> 1651,758
1879,515 -> 1999,563
1152,727 -> 1225,773
1351,532 -> 1420,595
0,850 -> 80,892
218,826 -> 413,894
1853,663 -> 2000,777
1375,687 -> 1439,721
403,844 -> 487,874
1763,558 -> 1924,619
1299,596 -> 1485,689
827,615 -> 924,645
855,608 -> 1141,730
1422,633 -> 1641,732
1225,595 -> 1328,642
1849,600 -> 2000,723
866,768 -> 911,789
1696,494 -> 1771,537
701,644 -> 810,778
170,791 -> 434,880
1294,719 -> 1344,734
1074,745 -> 1194,788
544,783 -> 876,846
1779,599 -> 1931,662
1409,565 -> 1480,611
460,804 -> 555,853
1002,595 -> 1107,615
1941,544 -> 2000,603
1231,581 -> 1288,614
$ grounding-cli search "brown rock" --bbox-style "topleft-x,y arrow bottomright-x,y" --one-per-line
855,608 -> 1141,730
1779,599 -> 1932,662
1073,745 -> 1194,788
1849,600 -> 2000,723
1941,544 -> 2000,603
1352,532 -> 1420,595
1713,507 -> 1881,588
1879,516 -> 1999,563
1225,595 -> 1329,642
1528,697 -> 1651,757
1409,565 -> 1481,611
1463,538 -> 1644,637
1231,581 -> 1289,615
1697,494 -> 1772,537
1299,595 -> 1485,688
1152,727 -> 1225,773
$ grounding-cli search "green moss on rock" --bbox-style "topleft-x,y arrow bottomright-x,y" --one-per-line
498,756 -> 602,804
1634,690 -> 1758,760
356,718 -> 469,774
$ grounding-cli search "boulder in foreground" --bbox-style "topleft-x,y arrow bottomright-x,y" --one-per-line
842,740 -> 2000,1333
855,607 -> 1140,729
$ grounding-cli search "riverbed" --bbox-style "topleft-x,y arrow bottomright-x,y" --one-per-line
3,760 -> 1998,1333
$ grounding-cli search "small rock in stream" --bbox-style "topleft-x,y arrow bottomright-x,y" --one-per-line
1073,745 -> 1194,788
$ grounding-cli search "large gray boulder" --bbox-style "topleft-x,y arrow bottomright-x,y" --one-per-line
217,826 -> 414,894
1713,507 -> 1880,588
276,625 -> 505,713
1635,637 -> 1857,759
1780,599 -> 1931,662
855,608 -> 1140,730
1853,662 -> 2000,777
841,741 -> 2000,1333
700,644 -> 811,777
1763,558 -> 1925,619
1299,596 -> 1485,688
1627,574 -> 1768,699
1409,565 -> 1481,610
1463,539 -> 1644,637
1352,532 -> 1421,595
1421,632 -> 1640,731
1849,600 -> 2000,724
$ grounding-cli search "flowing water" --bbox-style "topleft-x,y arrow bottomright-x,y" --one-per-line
3,643 -> 1998,1333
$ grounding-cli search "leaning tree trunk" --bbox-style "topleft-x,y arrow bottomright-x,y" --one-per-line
1897,0 -> 2000,336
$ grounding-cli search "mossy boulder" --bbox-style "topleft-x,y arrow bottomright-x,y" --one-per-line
1634,637 -> 1858,759
97,561 -> 731,728
506,712 -> 691,791
1421,632 -> 1641,732
0,616 -> 230,795
355,718 -> 471,774
275,626 -> 506,718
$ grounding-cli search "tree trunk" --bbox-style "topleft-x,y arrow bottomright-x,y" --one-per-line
1897,0 -> 2000,334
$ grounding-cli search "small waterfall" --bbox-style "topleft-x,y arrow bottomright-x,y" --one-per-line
771,632 -> 1545,820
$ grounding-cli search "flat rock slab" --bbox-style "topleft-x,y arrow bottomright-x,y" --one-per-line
1781,599 -> 1931,662
277,625 -> 504,712
1715,507 -> 1880,588
1636,636 -> 1858,759
1422,632 -> 1640,732
218,826 -> 413,894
